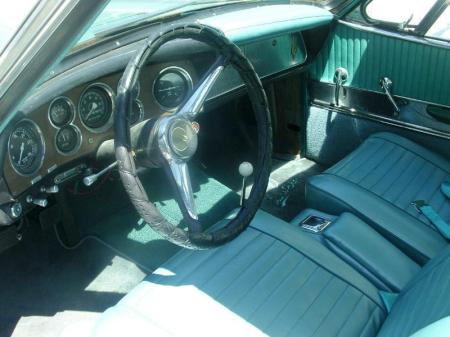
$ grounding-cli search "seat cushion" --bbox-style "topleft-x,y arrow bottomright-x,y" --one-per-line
377,245 -> 450,337
306,132 -> 449,264
88,211 -> 386,337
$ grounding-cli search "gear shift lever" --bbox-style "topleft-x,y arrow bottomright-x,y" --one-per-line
239,162 -> 253,206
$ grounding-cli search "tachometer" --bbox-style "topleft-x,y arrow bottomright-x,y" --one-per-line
153,67 -> 193,110
48,97 -> 74,127
8,120 -> 45,176
55,125 -> 81,155
79,83 -> 114,132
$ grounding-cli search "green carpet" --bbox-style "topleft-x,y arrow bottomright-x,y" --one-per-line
86,168 -> 240,271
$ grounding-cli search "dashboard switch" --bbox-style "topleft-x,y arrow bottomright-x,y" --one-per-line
26,195 -> 48,208
41,185 -> 59,194
10,202 -> 23,218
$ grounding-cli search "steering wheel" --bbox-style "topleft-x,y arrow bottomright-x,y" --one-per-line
115,24 -> 271,249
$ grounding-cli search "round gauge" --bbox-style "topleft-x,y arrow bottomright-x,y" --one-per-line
128,100 -> 144,125
55,125 -> 81,155
153,67 -> 193,110
8,120 -> 45,176
79,84 -> 114,132
48,97 -> 74,127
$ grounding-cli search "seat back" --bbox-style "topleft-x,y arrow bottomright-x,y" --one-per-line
377,245 -> 450,337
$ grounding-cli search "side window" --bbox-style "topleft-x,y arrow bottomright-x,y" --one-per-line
346,0 -> 450,42
426,6 -> 450,41
363,0 -> 438,30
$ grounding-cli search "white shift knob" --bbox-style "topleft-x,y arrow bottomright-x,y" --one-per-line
239,162 -> 253,178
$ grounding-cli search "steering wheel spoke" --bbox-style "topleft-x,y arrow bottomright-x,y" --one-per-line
177,55 -> 228,120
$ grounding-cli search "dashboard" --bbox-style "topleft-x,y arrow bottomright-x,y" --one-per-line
0,3 -> 333,225
4,60 -> 199,197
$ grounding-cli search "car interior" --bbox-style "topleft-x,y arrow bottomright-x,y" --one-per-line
0,0 -> 449,336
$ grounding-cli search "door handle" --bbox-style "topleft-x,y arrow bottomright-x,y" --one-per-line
380,77 -> 400,116
333,68 -> 348,106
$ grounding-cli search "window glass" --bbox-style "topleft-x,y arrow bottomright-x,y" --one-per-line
0,1 -> 38,54
364,0 -> 437,27
426,6 -> 450,41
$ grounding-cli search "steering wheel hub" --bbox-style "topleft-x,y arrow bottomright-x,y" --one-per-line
168,118 -> 198,159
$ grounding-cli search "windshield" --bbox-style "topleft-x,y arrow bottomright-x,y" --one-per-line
77,0 -> 257,46
0,0 -> 39,54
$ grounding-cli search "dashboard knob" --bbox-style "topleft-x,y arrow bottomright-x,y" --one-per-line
41,185 -> 59,194
10,202 -> 23,218
26,195 -> 48,208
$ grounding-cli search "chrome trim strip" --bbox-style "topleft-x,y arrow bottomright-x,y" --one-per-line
8,119 -> 46,177
311,100 -> 450,140
78,82 -> 115,134
339,20 -> 450,49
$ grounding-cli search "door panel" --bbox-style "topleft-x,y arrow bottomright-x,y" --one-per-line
311,22 -> 450,107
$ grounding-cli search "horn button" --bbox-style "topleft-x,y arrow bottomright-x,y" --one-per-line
167,119 -> 198,159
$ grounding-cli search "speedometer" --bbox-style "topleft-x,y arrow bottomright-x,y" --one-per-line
8,120 -> 45,176
153,67 -> 193,110
79,83 -> 114,132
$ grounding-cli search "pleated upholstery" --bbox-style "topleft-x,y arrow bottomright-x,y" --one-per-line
311,22 -> 450,107
327,133 -> 450,227
377,245 -> 450,337
306,132 -> 449,263
92,218 -> 386,337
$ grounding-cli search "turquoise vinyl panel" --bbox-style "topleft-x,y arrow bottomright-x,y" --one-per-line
200,4 -> 333,44
311,23 -> 450,107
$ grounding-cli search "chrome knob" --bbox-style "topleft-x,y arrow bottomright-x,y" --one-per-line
10,202 -> 22,218
41,185 -> 59,194
26,195 -> 48,208
334,68 -> 348,106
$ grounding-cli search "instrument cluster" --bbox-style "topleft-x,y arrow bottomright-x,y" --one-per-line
5,64 -> 194,194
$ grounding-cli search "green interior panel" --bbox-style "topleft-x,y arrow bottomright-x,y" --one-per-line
311,23 -> 450,107
200,4 -> 333,45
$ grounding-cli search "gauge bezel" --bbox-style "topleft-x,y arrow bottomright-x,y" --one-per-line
48,96 -> 75,128
78,82 -> 115,133
129,99 -> 145,125
152,66 -> 193,111
54,124 -> 82,156
8,119 -> 46,177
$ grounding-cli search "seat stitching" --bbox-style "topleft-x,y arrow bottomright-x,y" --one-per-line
246,255 -> 307,320
229,246 -> 292,310
250,225 -> 386,311
339,140 -> 386,179
391,157 -> 427,204
174,232 -> 263,286
332,139 -> 382,176
308,284 -> 351,337
213,239 -> 281,300
356,305 -> 381,337
362,145 -> 404,188
332,294 -> 365,337
356,141 -> 395,184
202,235 -> 275,291
284,275 -> 336,337
371,135 -> 450,173
260,265 -> 320,331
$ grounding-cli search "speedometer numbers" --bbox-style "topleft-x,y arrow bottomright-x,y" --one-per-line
8,120 -> 45,176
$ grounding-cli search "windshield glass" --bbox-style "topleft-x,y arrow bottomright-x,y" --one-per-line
76,0 -> 333,49
0,0 -> 39,54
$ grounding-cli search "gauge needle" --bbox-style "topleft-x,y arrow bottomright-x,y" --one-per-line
19,142 -> 24,164
86,102 -> 98,119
